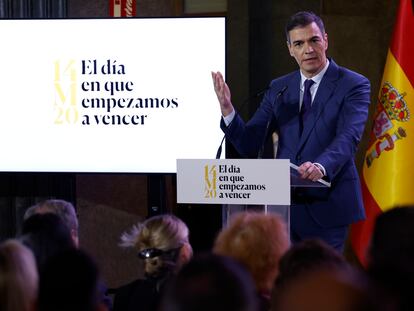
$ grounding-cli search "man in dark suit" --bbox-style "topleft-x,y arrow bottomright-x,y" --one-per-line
212,11 -> 370,251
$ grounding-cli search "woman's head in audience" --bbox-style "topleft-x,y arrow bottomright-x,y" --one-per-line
120,214 -> 193,279
213,211 -> 290,295
0,239 -> 38,311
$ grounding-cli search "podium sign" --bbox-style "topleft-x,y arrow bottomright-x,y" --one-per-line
177,159 -> 290,205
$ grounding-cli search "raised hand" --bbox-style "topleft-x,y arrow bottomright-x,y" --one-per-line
211,71 -> 234,117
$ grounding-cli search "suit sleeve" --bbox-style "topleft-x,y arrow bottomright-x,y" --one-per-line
314,74 -> 371,180
220,87 -> 277,158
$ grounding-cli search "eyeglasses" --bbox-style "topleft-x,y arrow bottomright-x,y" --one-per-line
137,246 -> 182,260
137,248 -> 164,259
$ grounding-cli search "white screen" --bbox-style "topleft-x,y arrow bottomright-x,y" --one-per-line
0,17 -> 225,173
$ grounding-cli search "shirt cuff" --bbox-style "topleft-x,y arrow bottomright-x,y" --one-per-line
223,109 -> 235,127
313,162 -> 326,177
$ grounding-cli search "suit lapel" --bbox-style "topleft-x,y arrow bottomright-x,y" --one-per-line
298,60 -> 340,150
285,73 -> 301,113
281,73 -> 301,144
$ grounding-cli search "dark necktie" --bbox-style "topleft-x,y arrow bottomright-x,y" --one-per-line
299,79 -> 315,135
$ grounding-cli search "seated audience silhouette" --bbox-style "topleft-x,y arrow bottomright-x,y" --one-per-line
273,238 -> 349,292
0,239 -> 38,311
113,214 -> 193,311
38,248 -> 108,311
367,205 -> 414,311
24,199 -> 79,247
24,199 -> 112,309
272,238 -> 374,311
160,253 -> 259,311
19,212 -> 75,272
272,267 -> 373,311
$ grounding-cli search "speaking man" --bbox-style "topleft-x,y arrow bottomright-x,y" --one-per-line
212,11 -> 370,251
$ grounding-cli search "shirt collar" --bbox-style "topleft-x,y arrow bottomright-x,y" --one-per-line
300,59 -> 330,89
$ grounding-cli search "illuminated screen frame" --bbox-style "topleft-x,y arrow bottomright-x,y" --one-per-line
0,17 -> 226,173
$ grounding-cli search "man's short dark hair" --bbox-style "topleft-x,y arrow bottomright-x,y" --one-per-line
161,253 -> 259,311
24,199 -> 78,235
285,11 -> 326,43
274,238 -> 348,290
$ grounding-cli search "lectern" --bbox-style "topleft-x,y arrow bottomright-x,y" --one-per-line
176,159 -> 329,235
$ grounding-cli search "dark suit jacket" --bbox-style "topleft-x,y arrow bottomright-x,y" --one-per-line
221,59 -> 370,234
112,278 -> 163,311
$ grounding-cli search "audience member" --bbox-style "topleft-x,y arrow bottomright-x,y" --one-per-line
367,206 -> 414,311
112,214 -> 193,311
272,238 -> 375,311
38,248 -> 108,311
160,253 -> 259,311
19,212 -> 75,272
0,239 -> 38,311
23,199 -> 113,310
24,199 -> 79,247
272,267 -> 373,311
213,211 -> 290,311
273,238 -> 349,292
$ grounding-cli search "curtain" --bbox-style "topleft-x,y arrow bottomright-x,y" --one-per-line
0,0 -> 71,243
0,173 -> 76,242
0,0 -> 67,18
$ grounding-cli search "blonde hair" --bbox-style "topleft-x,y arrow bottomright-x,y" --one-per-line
120,214 -> 193,276
0,239 -> 38,311
213,212 -> 290,294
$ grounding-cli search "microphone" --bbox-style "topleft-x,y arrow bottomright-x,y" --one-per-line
215,86 -> 270,159
257,85 -> 288,159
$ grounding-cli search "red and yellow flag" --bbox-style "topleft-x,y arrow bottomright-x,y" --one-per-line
110,0 -> 136,17
351,0 -> 414,266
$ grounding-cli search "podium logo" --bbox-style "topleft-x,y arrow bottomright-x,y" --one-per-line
54,60 -> 79,124
204,165 -> 217,198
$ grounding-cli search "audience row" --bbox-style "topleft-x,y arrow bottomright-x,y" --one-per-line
1,200 -> 414,311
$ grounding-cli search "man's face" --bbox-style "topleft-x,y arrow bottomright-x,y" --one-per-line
287,22 -> 328,78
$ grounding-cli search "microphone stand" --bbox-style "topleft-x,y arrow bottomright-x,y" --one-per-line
215,86 -> 270,159
257,86 -> 288,159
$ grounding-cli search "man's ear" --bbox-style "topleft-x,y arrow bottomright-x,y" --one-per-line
176,243 -> 193,271
324,33 -> 328,50
287,41 -> 294,57
71,229 -> 79,248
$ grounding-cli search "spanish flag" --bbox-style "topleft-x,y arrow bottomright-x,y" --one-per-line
351,0 -> 414,266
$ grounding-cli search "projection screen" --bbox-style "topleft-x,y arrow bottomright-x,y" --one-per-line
0,17 -> 225,173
